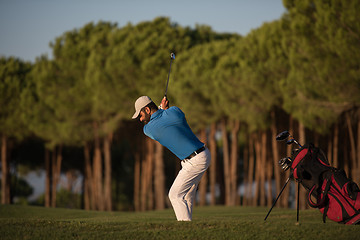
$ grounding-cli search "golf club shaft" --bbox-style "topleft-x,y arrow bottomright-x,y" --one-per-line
164,53 -> 175,98
164,59 -> 173,98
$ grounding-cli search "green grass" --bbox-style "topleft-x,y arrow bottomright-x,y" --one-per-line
0,205 -> 358,240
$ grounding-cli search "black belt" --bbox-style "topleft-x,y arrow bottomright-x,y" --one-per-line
184,146 -> 206,160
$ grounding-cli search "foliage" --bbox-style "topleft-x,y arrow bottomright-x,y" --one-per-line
281,0 -> 360,133
172,38 -> 239,130
10,175 -> 34,200
0,57 -> 31,140
0,175 -> 33,204
32,189 -> 82,209
215,19 -> 289,132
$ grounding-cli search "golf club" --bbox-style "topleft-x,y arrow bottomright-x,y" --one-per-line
276,130 -> 302,148
164,53 -> 175,98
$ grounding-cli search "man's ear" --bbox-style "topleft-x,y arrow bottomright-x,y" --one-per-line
145,107 -> 151,114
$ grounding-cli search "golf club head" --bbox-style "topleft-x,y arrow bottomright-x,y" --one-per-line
286,139 -> 295,145
170,53 -> 175,60
286,138 -> 302,148
276,131 -> 290,141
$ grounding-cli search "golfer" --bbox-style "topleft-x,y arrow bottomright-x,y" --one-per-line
132,96 -> 211,221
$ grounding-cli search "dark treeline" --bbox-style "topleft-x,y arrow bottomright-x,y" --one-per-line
1,0 -> 360,211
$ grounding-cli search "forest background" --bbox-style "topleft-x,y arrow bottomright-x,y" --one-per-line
1,0 -> 360,212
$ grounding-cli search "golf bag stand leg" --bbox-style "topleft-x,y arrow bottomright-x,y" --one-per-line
297,181 -> 300,223
264,173 -> 293,221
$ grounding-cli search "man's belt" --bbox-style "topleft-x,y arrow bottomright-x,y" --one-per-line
184,146 -> 206,160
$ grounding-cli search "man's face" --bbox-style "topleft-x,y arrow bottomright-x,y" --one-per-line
139,107 -> 151,124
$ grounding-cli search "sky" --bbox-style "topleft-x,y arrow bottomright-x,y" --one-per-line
0,0 -> 286,63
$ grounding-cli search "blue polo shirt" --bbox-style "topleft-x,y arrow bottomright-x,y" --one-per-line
143,106 -> 204,160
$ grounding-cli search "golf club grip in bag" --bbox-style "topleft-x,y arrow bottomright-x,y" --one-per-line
291,143 -> 360,224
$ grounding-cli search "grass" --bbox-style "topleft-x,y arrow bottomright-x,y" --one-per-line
0,205 -> 359,240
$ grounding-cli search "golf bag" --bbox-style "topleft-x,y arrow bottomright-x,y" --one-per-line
291,143 -> 360,224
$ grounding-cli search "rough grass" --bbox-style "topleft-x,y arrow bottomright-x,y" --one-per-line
0,205 -> 358,240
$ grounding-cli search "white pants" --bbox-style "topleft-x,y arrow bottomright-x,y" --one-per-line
168,148 -> 211,221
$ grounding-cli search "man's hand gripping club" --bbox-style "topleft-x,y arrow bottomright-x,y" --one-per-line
160,96 -> 169,110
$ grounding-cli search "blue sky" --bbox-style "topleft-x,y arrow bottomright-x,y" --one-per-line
0,0 -> 286,62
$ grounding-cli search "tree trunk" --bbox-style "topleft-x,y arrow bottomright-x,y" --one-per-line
51,145 -> 62,208
221,119 -> 231,206
264,131 -> 272,208
65,171 -> 74,191
270,111 -> 280,205
344,140 -> 350,176
242,140 -> 249,206
247,133 -> 255,206
93,123 -> 104,211
345,112 -> 357,180
258,132 -> 266,207
333,124 -> 339,168
134,150 -> 141,211
199,128 -> 208,206
103,132 -> 113,211
84,143 -> 93,210
254,133 -> 261,206
230,120 -> 240,205
209,122 -> 217,206
56,146 -> 62,206
298,122 -> 307,210
140,138 -> 148,211
266,157 -> 273,208
353,120 -> 360,183
1,135 -> 10,204
45,149 -> 51,207
356,120 -> 360,183
327,133 -> 333,166
146,138 -> 154,210
154,141 -> 165,210
281,116 -> 293,208
51,149 -> 56,207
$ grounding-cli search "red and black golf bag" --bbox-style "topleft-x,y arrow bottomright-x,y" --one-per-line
291,143 -> 360,224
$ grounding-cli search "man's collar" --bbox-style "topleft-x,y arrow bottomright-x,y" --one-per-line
150,109 -> 163,121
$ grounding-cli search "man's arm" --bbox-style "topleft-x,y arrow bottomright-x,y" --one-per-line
160,97 -> 170,110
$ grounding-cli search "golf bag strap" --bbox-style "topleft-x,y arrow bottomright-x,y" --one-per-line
307,176 -> 331,208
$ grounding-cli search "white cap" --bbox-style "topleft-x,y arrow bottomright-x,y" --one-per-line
132,96 -> 153,119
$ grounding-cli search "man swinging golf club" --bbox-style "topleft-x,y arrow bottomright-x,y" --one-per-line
132,95 -> 211,221
132,53 -> 210,221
